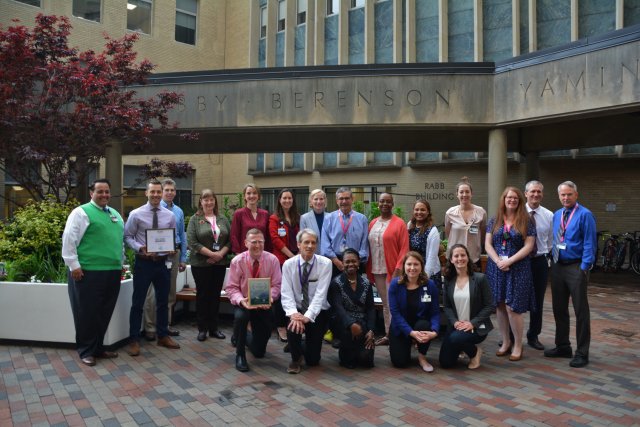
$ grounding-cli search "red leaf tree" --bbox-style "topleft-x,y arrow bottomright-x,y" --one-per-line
0,14 -> 194,205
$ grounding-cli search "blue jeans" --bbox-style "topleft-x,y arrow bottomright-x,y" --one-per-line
129,257 -> 170,341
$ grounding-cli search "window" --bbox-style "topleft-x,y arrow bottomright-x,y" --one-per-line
175,0 -> 197,45
351,0 -> 365,9
327,0 -> 339,15
260,6 -> 267,38
13,0 -> 41,6
297,0 -> 307,24
73,0 -> 102,22
277,0 -> 286,32
127,0 -> 152,34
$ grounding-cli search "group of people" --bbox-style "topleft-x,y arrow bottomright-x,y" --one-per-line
61,176 -> 596,374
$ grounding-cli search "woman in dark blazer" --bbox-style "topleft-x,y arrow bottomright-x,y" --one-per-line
388,251 -> 440,372
439,243 -> 495,369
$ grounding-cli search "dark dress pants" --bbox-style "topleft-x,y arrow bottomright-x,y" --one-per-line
287,310 -> 329,366
389,319 -> 432,368
338,321 -> 375,368
272,298 -> 288,329
130,258 -> 170,340
233,306 -> 272,358
439,329 -> 486,368
551,262 -> 591,358
67,270 -> 121,359
192,265 -> 226,333
527,255 -> 549,341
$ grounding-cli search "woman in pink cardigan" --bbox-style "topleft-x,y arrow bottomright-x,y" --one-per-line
366,193 -> 410,346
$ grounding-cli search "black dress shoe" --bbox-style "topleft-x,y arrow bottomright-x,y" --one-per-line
144,332 -> 156,341
235,354 -> 249,372
210,330 -> 226,339
569,355 -> 589,368
95,351 -> 118,359
167,329 -> 180,337
81,356 -> 96,366
527,338 -> 545,350
544,346 -> 573,358
197,331 -> 207,342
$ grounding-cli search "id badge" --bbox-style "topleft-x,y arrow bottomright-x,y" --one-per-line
421,288 -> 431,303
557,243 -> 567,250
340,240 -> 347,252
469,225 -> 479,234
212,243 -> 221,251
500,255 -> 509,261
278,227 -> 286,237
165,260 -> 173,270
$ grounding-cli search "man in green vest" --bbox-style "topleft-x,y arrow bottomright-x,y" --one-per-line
62,179 -> 125,367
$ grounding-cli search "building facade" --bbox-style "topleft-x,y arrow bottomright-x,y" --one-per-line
1,0 -> 639,234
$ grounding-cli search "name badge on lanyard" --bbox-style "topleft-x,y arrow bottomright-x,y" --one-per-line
469,224 -> 479,235
421,286 -> 431,303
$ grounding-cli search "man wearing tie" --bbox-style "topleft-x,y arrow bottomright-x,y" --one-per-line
225,228 -> 282,372
62,179 -> 124,366
544,181 -> 596,368
281,229 -> 333,374
125,180 -> 180,357
524,180 -> 554,350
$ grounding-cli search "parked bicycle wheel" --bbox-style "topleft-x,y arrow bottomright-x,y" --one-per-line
602,242 -> 618,273
631,251 -> 640,275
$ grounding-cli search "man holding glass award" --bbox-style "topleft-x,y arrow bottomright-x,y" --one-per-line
225,228 -> 282,372
124,180 -> 179,357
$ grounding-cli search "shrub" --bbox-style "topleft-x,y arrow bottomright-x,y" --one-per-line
0,197 -> 77,282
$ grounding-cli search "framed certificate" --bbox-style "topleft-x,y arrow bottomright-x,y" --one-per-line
145,228 -> 176,253
248,278 -> 271,307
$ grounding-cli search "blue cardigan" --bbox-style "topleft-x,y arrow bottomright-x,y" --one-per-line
388,277 -> 440,337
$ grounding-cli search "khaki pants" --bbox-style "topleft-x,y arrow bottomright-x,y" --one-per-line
144,249 -> 180,333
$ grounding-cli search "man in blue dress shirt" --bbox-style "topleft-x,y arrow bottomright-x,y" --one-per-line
142,178 -> 187,340
321,187 -> 369,277
125,180 -> 180,357
544,181 -> 596,368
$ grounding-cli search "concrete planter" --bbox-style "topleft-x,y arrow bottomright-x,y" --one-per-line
0,279 -> 133,345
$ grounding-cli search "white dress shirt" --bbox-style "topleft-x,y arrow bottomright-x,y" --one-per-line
526,203 -> 554,256
280,254 -> 332,322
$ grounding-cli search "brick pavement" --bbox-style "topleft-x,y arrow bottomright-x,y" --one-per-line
1,272 -> 639,426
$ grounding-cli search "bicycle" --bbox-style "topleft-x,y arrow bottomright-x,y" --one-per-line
596,231 -> 640,273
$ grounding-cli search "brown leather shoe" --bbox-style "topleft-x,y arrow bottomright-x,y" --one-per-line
157,336 -> 180,349
127,341 -> 141,357
80,356 -> 96,366
95,351 -> 118,359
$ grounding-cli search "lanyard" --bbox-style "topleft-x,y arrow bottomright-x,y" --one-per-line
502,223 -> 511,250
298,256 -> 316,285
209,216 -> 219,243
560,204 -> 578,242
245,253 -> 261,278
339,212 -> 353,240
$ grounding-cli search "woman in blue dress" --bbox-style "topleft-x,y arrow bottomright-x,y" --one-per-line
485,187 -> 536,362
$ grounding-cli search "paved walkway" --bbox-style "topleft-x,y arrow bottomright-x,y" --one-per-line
2,272 -> 639,426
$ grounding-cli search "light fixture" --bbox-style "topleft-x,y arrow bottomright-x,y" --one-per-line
12,186 -> 24,191
127,3 -> 137,10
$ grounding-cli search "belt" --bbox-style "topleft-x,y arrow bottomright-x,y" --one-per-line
556,258 -> 581,266
136,254 -> 168,262
532,253 -> 548,259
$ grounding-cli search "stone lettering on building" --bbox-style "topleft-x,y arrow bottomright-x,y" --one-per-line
417,182 -> 455,201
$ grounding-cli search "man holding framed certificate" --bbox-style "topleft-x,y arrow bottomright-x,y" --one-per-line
124,180 -> 179,357
281,229 -> 332,374
225,228 -> 282,372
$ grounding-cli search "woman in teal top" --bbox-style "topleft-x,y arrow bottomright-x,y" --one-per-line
187,189 -> 232,342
